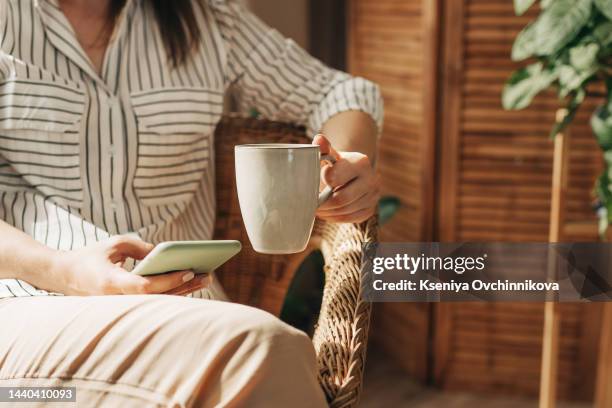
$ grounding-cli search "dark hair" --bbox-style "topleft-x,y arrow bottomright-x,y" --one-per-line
110,0 -> 201,67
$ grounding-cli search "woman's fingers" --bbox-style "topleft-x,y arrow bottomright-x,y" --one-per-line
98,236 -> 208,295
321,157 -> 357,189
317,170 -> 380,223
105,235 -> 155,263
165,274 -> 210,296
322,152 -> 371,189
318,171 -> 380,213
312,134 -> 340,160
318,177 -> 368,211
317,189 -> 379,218
318,206 -> 376,224
110,269 -> 195,294
310,135 -> 380,224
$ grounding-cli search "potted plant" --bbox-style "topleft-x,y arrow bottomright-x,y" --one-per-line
502,0 -> 612,235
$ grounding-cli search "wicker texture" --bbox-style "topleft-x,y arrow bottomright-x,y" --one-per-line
213,116 -> 376,407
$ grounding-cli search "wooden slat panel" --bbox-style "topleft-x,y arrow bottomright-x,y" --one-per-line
348,0 -> 435,382
350,0 -> 426,242
437,0 -> 602,401
349,0 -> 428,243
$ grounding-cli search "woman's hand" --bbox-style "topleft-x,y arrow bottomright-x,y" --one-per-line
313,134 -> 380,223
48,235 -> 209,296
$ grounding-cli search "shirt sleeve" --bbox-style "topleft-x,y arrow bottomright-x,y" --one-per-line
209,0 -> 383,136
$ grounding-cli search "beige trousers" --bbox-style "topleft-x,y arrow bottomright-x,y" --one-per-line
0,295 -> 327,407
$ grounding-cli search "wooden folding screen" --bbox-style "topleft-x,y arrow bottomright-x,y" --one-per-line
348,0 -> 604,400
348,0 -> 437,381
437,0 -> 602,400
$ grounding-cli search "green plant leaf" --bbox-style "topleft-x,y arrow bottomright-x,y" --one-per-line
514,0 -> 537,15
596,170 -> 612,215
502,63 -> 558,109
599,210 -> 609,237
542,0 -> 556,7
378,196 -> 401,225
558,66 -> 578,97
558,42 -> 599,98
595,0 -> 612,21
569,42 -> 601,70
604,149 -> 612,167
558,65 -> 597,97
534,0 -> 593,56
596,171 -> 612,237
592,105 -> 612,149
594,21 -> 612,46
248,108 -> 260,118
512,22 -> 539,61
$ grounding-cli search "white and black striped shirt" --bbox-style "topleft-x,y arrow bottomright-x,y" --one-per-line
0,0 -> 383,298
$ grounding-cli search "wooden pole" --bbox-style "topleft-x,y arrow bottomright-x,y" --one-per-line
595,303 -> 612,407
539,110 -> 570,408
594,214 -> 612,406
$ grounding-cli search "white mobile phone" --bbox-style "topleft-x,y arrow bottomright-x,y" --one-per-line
132,240 -> 241,276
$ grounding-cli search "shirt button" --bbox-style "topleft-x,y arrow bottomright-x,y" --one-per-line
108,144 -> 117,157
110,200 -> 121,211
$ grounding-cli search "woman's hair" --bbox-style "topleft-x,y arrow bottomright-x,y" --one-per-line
111,0 -> 201,67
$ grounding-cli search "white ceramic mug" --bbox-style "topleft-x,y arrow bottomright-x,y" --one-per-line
235,144 -> 336,254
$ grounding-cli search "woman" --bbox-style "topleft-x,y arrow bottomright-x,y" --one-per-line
0,0 -> 382,406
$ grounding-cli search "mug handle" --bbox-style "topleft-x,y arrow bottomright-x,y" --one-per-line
317,154 -> 337,207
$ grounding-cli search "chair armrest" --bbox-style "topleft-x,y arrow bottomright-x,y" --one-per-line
311,216 -> 377,408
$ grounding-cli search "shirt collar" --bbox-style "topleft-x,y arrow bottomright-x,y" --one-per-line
34,0 -> 138,90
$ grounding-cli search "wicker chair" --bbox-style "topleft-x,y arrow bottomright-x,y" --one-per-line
212,116 -> 377,408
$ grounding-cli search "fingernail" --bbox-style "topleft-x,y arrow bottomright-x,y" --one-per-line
182,272 -> 195,282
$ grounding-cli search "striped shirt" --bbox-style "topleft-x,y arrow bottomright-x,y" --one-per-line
0,0 -> 383,298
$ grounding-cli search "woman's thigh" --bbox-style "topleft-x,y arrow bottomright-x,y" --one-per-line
0,295 -> 325,408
